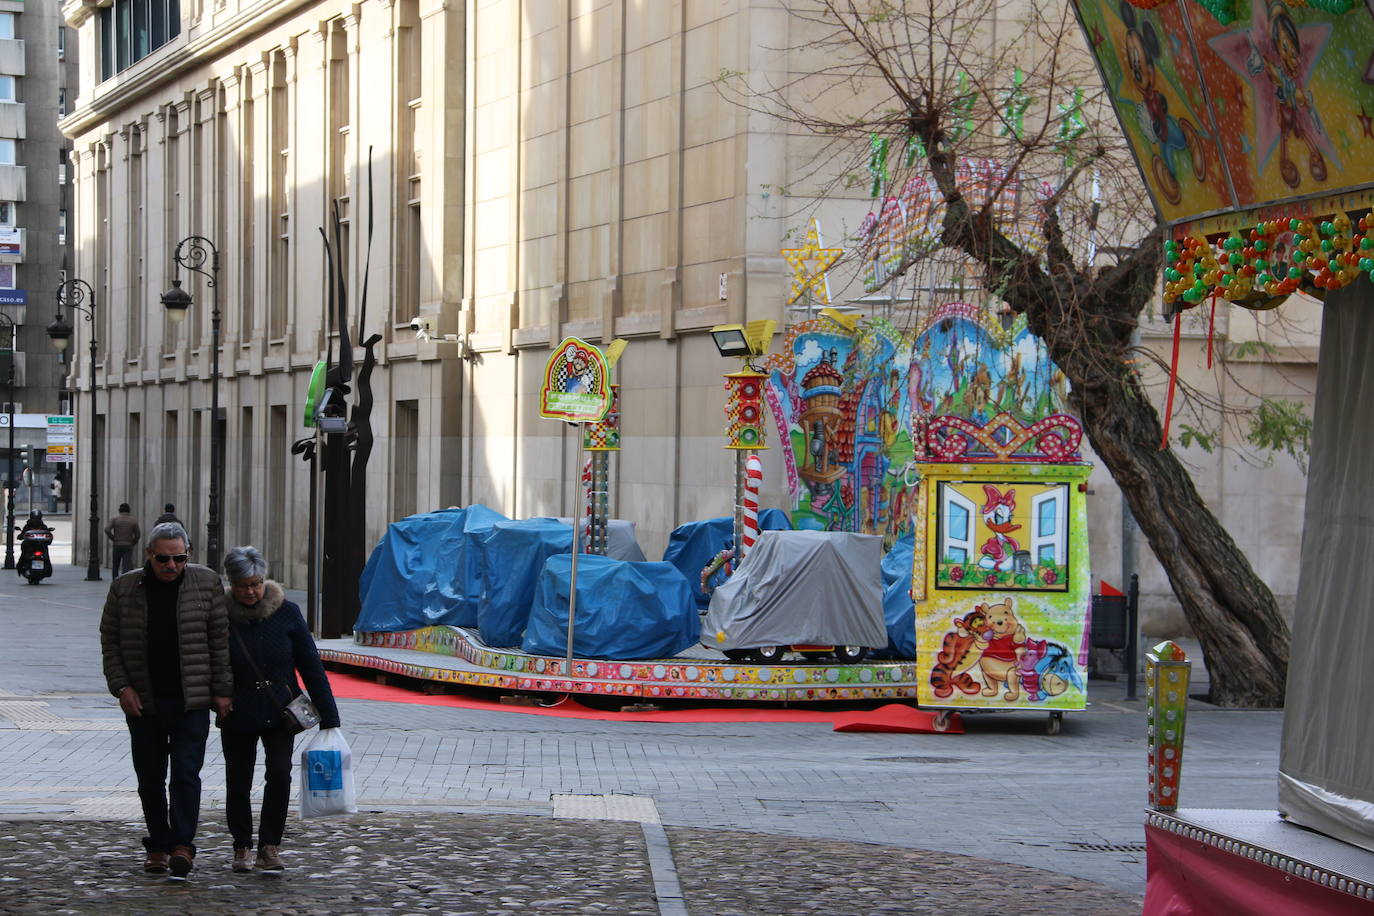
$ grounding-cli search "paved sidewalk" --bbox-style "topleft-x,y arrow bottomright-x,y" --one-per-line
0,555 -> 1284,913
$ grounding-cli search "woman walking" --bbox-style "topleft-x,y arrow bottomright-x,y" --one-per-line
219,546 -> 341,873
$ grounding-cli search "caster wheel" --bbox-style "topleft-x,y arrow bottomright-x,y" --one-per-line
932,710 -> 952,733
1047,712 -> 1063,736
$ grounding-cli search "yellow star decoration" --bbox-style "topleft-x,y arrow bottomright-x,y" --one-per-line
782,219 -> 844,305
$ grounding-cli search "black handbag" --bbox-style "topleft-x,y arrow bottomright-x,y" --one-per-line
230,629 -> 321,734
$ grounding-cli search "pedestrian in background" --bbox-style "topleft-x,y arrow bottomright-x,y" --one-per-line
219,545 -> 340,873
99,522 -> 232,879
48,478 -> 61,514
155,503 -> 183,527
105,503 -> 142,578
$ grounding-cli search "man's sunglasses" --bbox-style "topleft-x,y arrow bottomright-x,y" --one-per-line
153,553 -> 189,564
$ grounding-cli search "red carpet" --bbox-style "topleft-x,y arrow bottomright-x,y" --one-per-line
326,670 -> 962,732
832,704 -> 965,734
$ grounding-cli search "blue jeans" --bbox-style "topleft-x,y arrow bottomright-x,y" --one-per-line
127,702 -> 211,854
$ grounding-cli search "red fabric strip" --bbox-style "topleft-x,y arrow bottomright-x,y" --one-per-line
1206,294 -> 1216,369
1160,312 -> 1182,450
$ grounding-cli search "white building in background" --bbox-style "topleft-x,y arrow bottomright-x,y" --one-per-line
57,0 -> 1311,634
0,0 -> 77,517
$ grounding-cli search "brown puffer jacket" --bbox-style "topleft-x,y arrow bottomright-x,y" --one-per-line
100,564 -> 233,711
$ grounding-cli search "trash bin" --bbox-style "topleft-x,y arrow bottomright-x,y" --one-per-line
1090,595 -> 1129,651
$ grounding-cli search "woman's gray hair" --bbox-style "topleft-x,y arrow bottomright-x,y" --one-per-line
223,545 -> 269,583
146,521 -> 190,549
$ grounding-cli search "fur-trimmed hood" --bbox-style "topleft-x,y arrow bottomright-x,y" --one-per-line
224,580 -> 286,624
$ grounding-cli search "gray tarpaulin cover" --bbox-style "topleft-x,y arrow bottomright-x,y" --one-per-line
1278,281 -> 1374,853
704,530 -> 886,651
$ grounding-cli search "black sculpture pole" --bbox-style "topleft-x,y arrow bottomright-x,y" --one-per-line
1,310 -> 14,570
170,236 -> 222,571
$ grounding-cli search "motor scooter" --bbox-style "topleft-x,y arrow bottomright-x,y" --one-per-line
15,528 -> 54,584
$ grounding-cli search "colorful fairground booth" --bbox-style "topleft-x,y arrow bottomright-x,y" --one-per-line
1072,0 -> 1374,908
908,412 -> 1091,736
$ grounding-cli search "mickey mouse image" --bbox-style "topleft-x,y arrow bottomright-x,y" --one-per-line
1119,1 -> 1208,205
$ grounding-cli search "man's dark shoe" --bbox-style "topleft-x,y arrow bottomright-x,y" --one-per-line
168,845 -> 194,878
143,851 -> 170,874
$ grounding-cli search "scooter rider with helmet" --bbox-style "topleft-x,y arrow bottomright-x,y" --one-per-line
17,510 -> 55,581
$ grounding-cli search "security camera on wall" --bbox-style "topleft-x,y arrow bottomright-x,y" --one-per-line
410,315 -> 433,342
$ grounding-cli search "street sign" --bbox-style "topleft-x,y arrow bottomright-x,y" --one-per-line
45,417 -> 76,464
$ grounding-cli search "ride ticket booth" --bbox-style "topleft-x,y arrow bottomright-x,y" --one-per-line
910,412 -> 1092,734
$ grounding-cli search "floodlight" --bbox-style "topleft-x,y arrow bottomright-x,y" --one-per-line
710,324 -> 752,358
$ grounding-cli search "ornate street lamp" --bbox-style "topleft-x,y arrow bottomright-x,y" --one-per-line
0,310 -> 15,570
47,278 -> 101,581
161,236 -> 222,571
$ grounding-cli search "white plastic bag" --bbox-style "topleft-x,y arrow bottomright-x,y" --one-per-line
299,727 -> 357,818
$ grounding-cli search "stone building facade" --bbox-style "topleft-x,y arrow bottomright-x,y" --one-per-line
59,0 -> 1313,632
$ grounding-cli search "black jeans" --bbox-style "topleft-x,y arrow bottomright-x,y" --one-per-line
127,703 -> 211,854
222,727 -> 296,849
111,545 -> 133,577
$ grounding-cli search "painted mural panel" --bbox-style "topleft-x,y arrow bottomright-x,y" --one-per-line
1075,0 -> 1374,225
759,303 -> 1068,539
916,464 -> 1092,711
935,480 -> 1071,592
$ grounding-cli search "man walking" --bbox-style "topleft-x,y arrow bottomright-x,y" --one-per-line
104,503 -> 141,578
155,503 -> 183,527
99,522 -> 232,879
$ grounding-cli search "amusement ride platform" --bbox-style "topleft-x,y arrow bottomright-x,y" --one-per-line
319,626 -> 921,703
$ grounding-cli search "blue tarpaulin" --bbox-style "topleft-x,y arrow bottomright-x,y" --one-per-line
875,533 -> 916,659
477,518 -> 573,647
354,505 -> 508,632
521,554 -> 699,660
661,510 -> 791,609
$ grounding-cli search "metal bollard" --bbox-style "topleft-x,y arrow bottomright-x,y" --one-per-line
1146,640 -> 1191,812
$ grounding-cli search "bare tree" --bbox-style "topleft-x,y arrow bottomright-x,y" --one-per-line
730,0 -> 1291,706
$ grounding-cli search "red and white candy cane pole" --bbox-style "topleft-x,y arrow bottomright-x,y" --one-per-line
741,455 -> 763,559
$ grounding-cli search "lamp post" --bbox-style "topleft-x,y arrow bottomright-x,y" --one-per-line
46,279 -> 101,581
0,310 -> 15,570
161,236 -> 222,571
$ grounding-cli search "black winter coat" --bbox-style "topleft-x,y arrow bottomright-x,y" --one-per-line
219,581 -> 341,733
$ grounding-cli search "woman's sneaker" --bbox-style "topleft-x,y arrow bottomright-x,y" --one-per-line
232,847 -> 253,873
256,845 -> 283,872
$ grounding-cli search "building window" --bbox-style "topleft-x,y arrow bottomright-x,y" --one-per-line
58,209 -> 66,246
57,150 -> 66,185
0,202 -> 13,227
0,14 -> 15,41
98,0 -> 181,82
0,140 -> 15,165
58,88 -> 67,117
0,264 -> 14,289
0,77 -> 16,104
58,26 -> 66,60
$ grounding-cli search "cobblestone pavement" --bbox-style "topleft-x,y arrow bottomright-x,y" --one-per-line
0,814 -> 1136,915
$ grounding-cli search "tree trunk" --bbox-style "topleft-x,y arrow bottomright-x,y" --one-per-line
1069,359 -> 1291,707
